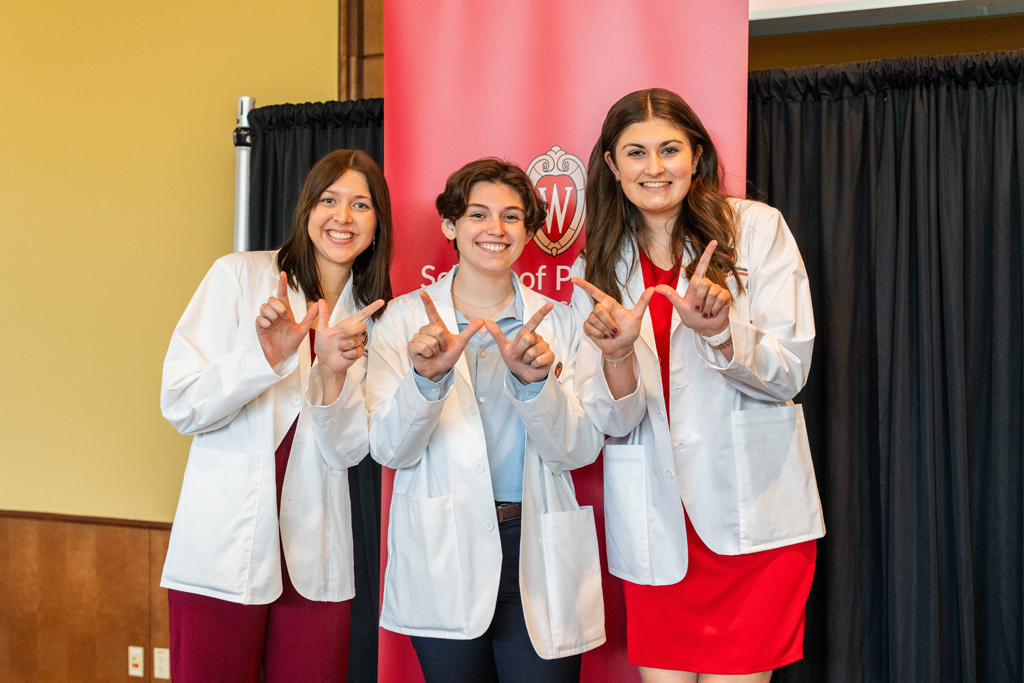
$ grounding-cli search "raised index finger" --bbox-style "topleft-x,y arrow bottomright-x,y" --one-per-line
688,240 -> 718,291
277,271 -> 289,302
419,290 -> 446,329
572,277 -> 612,305
521,302 -> 553,335
341,299 -> 385,329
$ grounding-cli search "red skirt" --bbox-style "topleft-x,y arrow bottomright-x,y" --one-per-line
622,512 -> 816,674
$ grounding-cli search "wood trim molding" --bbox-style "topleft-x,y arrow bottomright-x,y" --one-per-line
338,0 -> 365,100
0,509 -> 172,531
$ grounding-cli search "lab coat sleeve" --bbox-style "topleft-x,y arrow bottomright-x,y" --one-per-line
694,206 -> 815,402
160,259 -> 297,435
506,313 -> 605,473
366,304 -> 446,469
303,359 -> 370,470
570,278 -> 647,438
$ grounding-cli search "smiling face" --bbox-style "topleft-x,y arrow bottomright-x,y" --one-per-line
605,117 -> 702,226
442,181 -> 529,279
306,169 -> 377,271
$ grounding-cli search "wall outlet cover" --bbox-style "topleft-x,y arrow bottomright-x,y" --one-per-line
153,647 -> 171,679
128,646 -> 145,677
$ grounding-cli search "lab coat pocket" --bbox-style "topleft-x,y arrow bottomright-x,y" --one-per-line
731,404 -> 821,547
166,444 -> 262,595
385,493 -> 466,632
602,445 -> 650,579
540,507 -> 605,653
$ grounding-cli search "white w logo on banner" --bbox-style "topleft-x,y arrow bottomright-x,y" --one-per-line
527,145 -> 586,256
538,185 -> 574,236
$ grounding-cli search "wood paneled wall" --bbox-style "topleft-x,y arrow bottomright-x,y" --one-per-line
339,0 -> 383,100
0,512 -> 171,683
749,13 -> 1024,71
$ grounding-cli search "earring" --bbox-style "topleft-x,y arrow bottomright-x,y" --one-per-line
614,175 -> 621,183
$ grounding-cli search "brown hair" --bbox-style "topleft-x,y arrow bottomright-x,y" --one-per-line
581,88 -> 742,303
435,158 -> 547,252
276,149 -> 393,320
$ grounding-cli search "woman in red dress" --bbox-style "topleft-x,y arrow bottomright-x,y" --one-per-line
571,88 -> 824,682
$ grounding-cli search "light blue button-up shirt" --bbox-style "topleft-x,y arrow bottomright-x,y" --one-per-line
413,284 -> 546,502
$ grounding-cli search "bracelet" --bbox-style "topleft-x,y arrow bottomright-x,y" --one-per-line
701,326 -> 733,350
603,348 -> 635,366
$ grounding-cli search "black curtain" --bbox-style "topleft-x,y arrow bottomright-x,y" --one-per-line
247,98 -> 384,683
249,99 -> 384,249
748,52 -> 1024,683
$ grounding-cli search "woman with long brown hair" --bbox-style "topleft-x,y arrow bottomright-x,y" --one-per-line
160,149 -> 392,682
571,88 -> 823,682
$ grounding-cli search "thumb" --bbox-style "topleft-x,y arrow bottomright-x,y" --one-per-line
316,300 -> 329,331
458,318 -> 486,348
299,302 -> 319,334
634,287 -> 656,319
654,284 -> 685,311
483,319 -> 508,348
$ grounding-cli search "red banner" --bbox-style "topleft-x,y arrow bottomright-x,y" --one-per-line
382,2 -> 748,680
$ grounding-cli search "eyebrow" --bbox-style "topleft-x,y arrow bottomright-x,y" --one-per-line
623,139 -> 686,148
322,189 -> 372,201
466,203 -> 524,212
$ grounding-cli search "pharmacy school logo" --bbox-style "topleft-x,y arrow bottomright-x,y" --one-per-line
526,146 -> 586,257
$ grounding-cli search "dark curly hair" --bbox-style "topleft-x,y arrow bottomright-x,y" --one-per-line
436,158 -> 547,252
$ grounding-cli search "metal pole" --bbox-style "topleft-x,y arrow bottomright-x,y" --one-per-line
233,96 -> 255,252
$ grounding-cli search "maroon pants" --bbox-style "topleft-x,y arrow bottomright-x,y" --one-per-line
168,555 -> 351,683
169,378 -> 350,683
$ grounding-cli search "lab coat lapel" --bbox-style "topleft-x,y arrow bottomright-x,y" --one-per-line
670,241 -> 698,337
430,268 -> 473,389
271,265 -> 311,388
619,241 -> 657,358
330,272 -> 357,325
515,273 -> 552,342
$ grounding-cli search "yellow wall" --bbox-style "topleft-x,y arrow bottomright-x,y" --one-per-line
0,0 -> 338,521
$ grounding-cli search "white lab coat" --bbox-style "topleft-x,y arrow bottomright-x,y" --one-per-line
572,199 -> 825,586
367,269 -> 606,659
160,250 -> 370,604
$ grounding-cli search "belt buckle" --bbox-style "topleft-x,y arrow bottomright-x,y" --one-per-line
495,502 -> 522,523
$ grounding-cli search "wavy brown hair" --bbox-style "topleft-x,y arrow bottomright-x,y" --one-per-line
581,88 -> 742,303
276,149 -> 392,320
436,158 -> 548,254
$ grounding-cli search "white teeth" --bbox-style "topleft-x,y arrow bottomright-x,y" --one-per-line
479,243 -> 508,252
327,230 -> 354,240
641,181 -> 670,187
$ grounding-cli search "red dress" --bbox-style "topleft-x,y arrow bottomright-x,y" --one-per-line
621,251 -> 817,675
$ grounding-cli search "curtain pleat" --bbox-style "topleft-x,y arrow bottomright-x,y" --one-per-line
749,51 -> 1024,683
248,99 -> 384,250
246,98 -> 384,683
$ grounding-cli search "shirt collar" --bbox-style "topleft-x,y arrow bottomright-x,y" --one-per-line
451,267 -> 523,324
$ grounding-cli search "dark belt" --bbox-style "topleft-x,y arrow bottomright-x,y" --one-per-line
495,501 -> 522,523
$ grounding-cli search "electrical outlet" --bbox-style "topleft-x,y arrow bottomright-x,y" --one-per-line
128,646 -> 144,677
153,647 -> 171,679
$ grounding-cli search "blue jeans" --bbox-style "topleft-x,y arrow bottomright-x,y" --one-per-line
410,518 -> 583,683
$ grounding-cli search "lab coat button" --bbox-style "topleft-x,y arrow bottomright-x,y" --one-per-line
666,469 -> 675,479
475,463 -> 485,473
292,396 -> 302,406
485,521 -> 495,531
658,410 -> 667,421
470,407 -> 478,415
